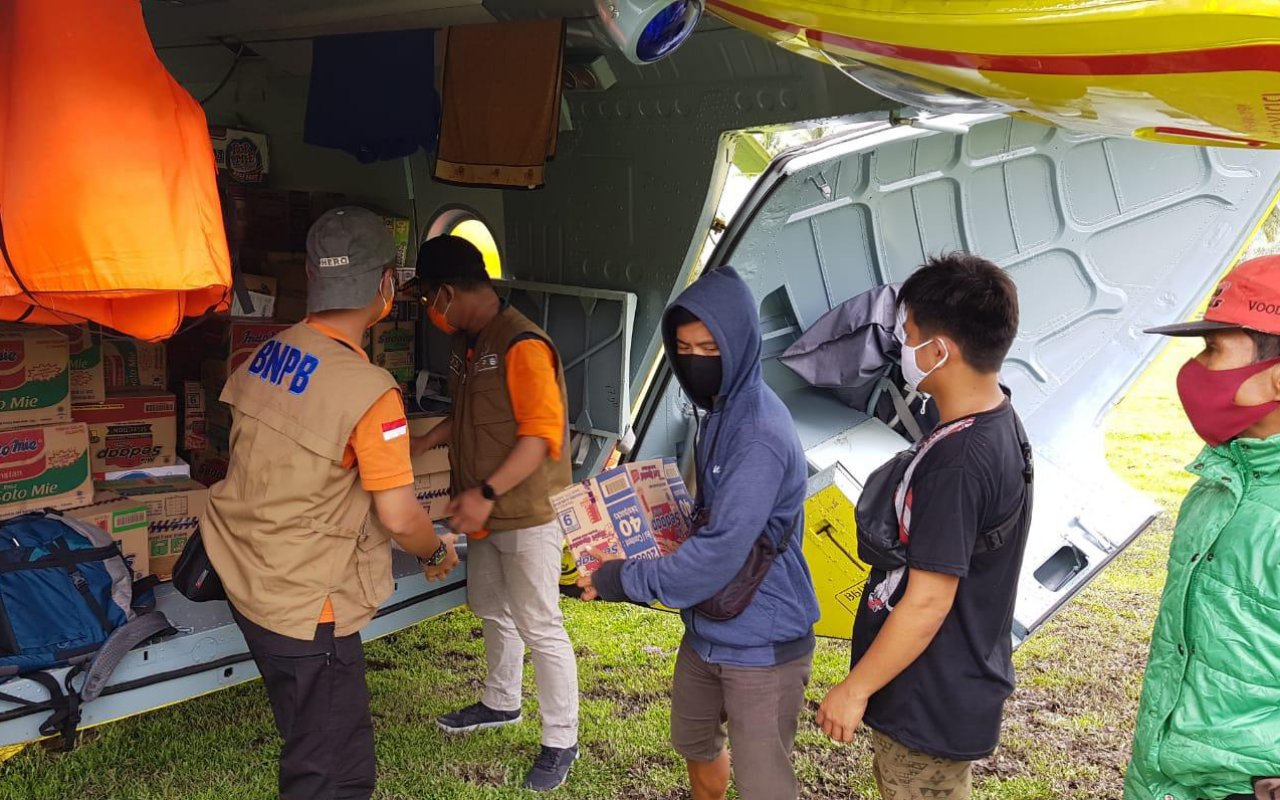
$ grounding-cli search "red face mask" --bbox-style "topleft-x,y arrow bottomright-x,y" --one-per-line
1176,357 -> 1280,446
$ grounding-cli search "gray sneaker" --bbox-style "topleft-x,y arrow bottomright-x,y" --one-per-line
523,744 -> 579,792
436,702 -> 522,735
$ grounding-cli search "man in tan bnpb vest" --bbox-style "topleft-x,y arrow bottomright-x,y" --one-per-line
202,207 -> 458,800
411,236 -> 579,792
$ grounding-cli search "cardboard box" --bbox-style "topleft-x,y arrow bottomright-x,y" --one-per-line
74,391 -> 178,477
104,477 -> 209,580
408,416 -> 450,474
413,471 -> 451,520
367,321 -> 416,385
553,465 -> 658,574
626,458 -> 693,556
189,449 -> 229,486
68,492 -> 150,580
204,319 -> 292,375
382,215 -> 411,268
0,326 -> 71,431
65,326 -> 105,405
210,126 -> 269,184
229,274 -> 278,318
103,457 -> 190,483
553,459 -> 693,574
181,380 -> 207,452
102,339 -> 167,391
0,422 -> 93,518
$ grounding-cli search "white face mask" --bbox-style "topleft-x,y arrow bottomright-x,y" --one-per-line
900,338 -> 948,393
895,308 -> 948,394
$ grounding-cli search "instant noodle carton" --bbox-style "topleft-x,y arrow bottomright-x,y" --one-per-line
626,457 -> 693,556
74,391 -> 178,477
0,326 -> 71,431
65,326 -> 105,405
0,422 -> 93,518
102,338 -> 167,391
382,214 -> 411,268
553,462 -> 668,574
366,321 -> 416,385
205,319 -> 293,374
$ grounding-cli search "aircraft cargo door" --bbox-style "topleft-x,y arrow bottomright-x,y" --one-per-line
632,113 -> 1280,643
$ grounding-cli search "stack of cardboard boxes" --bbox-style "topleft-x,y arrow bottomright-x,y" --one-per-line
64,328 -> 210,580
0,327 -> 94,519
410,416 -> 451,520
0,325 -> 216,582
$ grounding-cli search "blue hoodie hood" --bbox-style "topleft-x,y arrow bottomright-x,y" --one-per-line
610,266 -> 819,667
662,266 -> 763,406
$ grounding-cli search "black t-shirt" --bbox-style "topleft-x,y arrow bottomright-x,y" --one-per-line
850,400 -> 1031,761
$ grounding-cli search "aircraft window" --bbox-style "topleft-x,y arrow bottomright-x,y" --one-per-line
425,209 -> 503,279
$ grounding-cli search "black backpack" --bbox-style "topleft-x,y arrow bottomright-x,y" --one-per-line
856,413 -> 1033,571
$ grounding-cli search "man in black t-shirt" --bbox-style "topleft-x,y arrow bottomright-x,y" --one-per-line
817,253 -> 1031,799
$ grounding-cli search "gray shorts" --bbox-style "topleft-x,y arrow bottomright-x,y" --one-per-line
670,639 -> 813,800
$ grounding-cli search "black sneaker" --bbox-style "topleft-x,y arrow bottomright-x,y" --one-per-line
523,744 -> 579,792
436,702 -> 522,734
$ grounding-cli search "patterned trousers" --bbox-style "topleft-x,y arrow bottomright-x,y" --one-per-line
871,729 -> 973,800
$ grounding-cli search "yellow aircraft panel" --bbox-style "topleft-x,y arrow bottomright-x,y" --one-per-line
709,0 -> 1280,149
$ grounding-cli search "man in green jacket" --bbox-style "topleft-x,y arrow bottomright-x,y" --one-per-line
1127,255 -> 1280,800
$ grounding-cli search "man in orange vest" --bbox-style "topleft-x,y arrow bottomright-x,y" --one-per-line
411,235 -> 579,792
202,207 -> 458,800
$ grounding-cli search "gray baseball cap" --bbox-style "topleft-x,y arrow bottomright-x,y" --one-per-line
305,206 -> 396,314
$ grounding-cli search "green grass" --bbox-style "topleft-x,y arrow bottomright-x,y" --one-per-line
0,339 -> 1203,799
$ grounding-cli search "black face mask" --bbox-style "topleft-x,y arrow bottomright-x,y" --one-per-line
676,354 -> 723,408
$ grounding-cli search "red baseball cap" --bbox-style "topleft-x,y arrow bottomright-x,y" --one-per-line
1147,255 -> 1280,336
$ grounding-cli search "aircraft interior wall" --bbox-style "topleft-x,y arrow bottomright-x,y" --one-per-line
498,26 -> 892,401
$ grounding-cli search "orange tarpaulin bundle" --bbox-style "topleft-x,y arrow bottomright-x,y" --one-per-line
0,0 -> 231,341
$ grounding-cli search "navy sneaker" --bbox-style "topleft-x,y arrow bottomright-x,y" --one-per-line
436,702 -> 522,734
523,744 -> 579,792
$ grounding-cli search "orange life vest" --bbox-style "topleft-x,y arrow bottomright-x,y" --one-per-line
0,0 -> 231,341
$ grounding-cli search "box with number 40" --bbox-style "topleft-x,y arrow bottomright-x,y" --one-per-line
551,457 -> 693,575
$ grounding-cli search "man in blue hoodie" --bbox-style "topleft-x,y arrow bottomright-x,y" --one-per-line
579,266 -> 820,800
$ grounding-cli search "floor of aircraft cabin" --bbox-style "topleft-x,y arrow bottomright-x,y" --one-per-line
0,337 -> 1202,800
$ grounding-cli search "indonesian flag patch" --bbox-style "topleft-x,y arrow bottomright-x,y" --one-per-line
381,418 -> 409,442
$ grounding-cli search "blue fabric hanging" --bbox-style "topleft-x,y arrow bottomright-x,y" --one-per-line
304,28 -> 439,164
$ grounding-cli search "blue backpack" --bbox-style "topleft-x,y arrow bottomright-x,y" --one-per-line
0,511 -> 172,749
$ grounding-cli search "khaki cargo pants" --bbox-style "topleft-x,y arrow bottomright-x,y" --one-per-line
871,730 -> 973,800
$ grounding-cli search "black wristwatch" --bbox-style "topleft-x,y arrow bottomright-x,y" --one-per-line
420,541 -> 448,568
480,481 -> 499,501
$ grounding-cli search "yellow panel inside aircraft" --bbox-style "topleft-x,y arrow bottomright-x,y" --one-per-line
802,469 -> 871,640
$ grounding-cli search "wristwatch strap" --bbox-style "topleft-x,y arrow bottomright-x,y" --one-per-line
420,541 -> 448,568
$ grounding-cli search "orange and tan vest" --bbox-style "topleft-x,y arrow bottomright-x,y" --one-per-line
201,323 -> 400,640
449,306 -> 572,531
